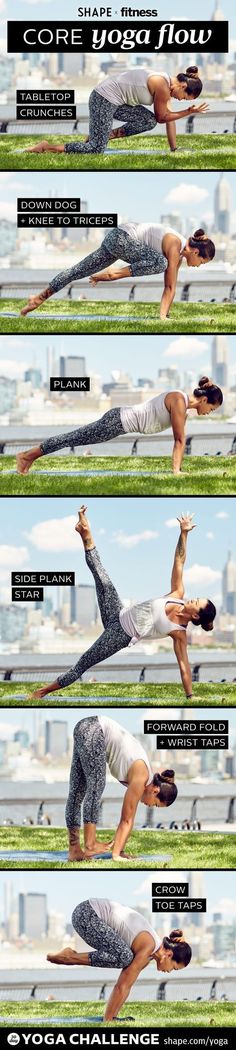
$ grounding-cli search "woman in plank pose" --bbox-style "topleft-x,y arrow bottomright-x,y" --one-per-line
27,65 -> 207,154
30,506 -> 216,702
65,713 -> 177,862
20,226 -> 215,321
16,376 -> 223,477
48,901 -> 191,1021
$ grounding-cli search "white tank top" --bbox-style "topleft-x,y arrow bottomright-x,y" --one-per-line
96,68 -> 170,108
89,899 -> 161,954
121,390 -> 188,436
119,597 -> 187,646
98,715 -> 153,785
119,221 -> 187,255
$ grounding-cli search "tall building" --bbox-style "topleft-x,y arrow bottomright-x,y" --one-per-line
222,552 -> 236,615
58,356 -> 87,378
214,176 -> 231,235
45,720 -> 68,758
0,605 -> 27,643
211,336 -> 229,388
18,893 -> 47,939
24,368 -> 42,389
71,584 -> 98,627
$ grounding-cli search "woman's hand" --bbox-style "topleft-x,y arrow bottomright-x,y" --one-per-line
188,103 -> 209,115
177,513 -> 196,533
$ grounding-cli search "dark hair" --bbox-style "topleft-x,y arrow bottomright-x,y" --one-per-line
177,65 -> 202,99
193,376 -> 223,406
193,600 -> 216,633
189,228 -> 215,260
163,929 -> 192,967
152,769 -> 178,806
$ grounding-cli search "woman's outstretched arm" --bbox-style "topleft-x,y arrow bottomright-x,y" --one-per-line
170,513 -> 196,594
104,950 -> 150,1021
153,88 -> 209,124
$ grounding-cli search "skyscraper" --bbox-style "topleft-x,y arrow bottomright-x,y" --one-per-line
45,720 -> 69,758
212,336 -> 229,388
18,893 -> 47,939
214,176 -> 231,235
222,552 -> 236,615
71,584 -> 98,627
59,356 -> 87,378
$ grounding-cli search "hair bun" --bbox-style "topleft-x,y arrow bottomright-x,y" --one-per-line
199,376 -> 212,389
162,768 -> 175,783
204,621 -> 214,632
193,228 -> 206,240
186,65 -> 199,78
170,929 -> 184,943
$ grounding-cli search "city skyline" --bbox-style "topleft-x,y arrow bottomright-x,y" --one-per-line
1,705 -> 236,740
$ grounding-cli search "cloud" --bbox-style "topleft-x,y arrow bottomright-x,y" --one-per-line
206,532 -> 214,540
112,530 -> 159,549
215,511 -> 229,519
211,898 -> 236,918
184,564 -> 221,586
164,184 -> 209,206
0,545 -> 28,568
165,518 -> 179,528
0,202 -> 16,222
25,515 -> 83,552
0,360 -> 27,379
164,336 -> 209,359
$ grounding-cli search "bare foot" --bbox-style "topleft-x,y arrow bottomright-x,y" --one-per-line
20,294 -> 48,317
75,506 -> 94,550
16,448 -> 42,475
109,128 -> 125,140
47,948 -> 80,966
26,140 -> 65,154
89,269 -> 115,287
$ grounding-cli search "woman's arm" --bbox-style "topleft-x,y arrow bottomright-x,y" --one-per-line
153,87 -> 209,124
160,247 -> 180,320
112,775 -> 146,859
169,396 -> 186,473
173,633 -> 193,698
170,513 -> 196,594
166,119 -> 176,151
104,950 -> 150,1021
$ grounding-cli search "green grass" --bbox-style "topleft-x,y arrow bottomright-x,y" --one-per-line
0,300 -> 235,335
0,682 -> 235,707
1,455 -> 235,496
0,1000 -> 235,1026
1,133 -> 236,171
0,827 -> 234,869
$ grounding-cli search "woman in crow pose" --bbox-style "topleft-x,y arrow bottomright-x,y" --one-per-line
30,505 -> 216,702
48,903 -> 191,1022
16,376 -> 223,477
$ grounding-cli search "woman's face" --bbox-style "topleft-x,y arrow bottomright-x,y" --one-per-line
196,397 -> 217,416
141,785 -> 165,807
186,247 -> 209,268
155,947 -> 184,973
172,83 -> 190,100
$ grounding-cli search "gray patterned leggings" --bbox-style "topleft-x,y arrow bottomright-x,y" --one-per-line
57,547 -> 131,689
72,900 -> 134,969
65,716 -> 106,828
64,88 -> 157,154
40,407 -> 124,457
49,228 -> 167,294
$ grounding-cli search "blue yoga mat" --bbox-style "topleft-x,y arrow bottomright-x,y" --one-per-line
0,1016 -> 105,1025
0,313 -> 148,323
0,849 -> 171,863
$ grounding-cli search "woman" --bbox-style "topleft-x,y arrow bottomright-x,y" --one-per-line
30,505 -> 216,702
20,226 -> 215,321
26,65 -> 208,155
47,901 -> 192,1021
65,714 -> 177,862
16,376 -> 223,477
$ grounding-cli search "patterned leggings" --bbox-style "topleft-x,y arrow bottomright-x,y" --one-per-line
57,547 -> 130,689
49,228 -> 167,294
40,407 -> 124,456
64,88 -> 157,153
65,716 -> 106,828
72,900 -> 134,969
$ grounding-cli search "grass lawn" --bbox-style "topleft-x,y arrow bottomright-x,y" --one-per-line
0,1000 -> 235,1026
0,300 -> 235,335
1,455 -> 235,496
1,133 -> 236,171
0,682 -> 235,707
0,827 -> 234,869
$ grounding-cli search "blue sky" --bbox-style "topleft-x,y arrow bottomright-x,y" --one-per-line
1,334 -> 236,384
1,172 -> 235,233
0,705 -> 235,740
0,870 -> 234,921
0,497 -> 234,606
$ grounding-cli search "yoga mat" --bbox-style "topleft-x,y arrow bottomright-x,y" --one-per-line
0,849 -> 171,862
0,313 -> 148,322
105,147 -> 192,155
3,469 -> 164,478
0,1016 -> 135,1025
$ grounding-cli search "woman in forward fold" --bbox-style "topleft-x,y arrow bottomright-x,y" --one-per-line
20,225 -> 215,321
30,505 -> 216,702
26,65 -> 207,155
16,376 -> 223,477
65,713 -> 178,862
48,902 -> 191,1022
